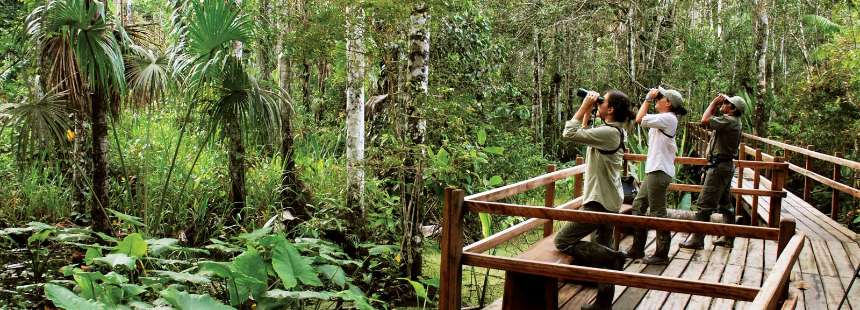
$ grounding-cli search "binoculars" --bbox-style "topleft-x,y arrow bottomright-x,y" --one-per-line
576,88 -> 604,103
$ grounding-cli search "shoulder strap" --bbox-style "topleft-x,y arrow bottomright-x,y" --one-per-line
659,128 -> 675,139
598,126 -> 626,155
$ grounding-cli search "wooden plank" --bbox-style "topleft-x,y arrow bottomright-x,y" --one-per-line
747,238 -> 765,270
810,239 -> 838,277
466,165 -> 586,202
800,272 -> 829,310
465,201 -> 780,240
613,231 -> 657,302
461,253 -> 761,300
661,260 -> 707,309
612,232 -> 688,309
728,237 -> 750,267
711,264 -> 743,309
825,242 -> 857,286
623,153 -> 790,169
750,234 -> 804,309
820,275 -> 847,309
668,183 -> 786,198
686,260 -> 728,309
635,258 -> 691,309
765,239 -> 778,272
735,266 -> 764,309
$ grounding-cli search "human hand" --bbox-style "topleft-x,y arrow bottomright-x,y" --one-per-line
646,88 -> 660,101
582,91 -> 600,107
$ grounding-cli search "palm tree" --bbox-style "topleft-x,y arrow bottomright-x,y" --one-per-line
26,0 -> 128,233
171,0 -> 279,222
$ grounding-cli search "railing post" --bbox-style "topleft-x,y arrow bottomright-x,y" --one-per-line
832,152 -> 843,221
544,165 -> 556,238
736,143 -> 746,218
803,145 -> 814,202
777,217 -> 796,301
574,156 -> 584,198
440,188 -> 465,310
783,140 -> 792,162
769,156 -> 786,228
752,149 -> 762,226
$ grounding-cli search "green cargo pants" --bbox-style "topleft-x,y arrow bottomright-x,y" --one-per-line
630,171 -> 672,258
694,161 -> 736,224
553,201 -> 615,265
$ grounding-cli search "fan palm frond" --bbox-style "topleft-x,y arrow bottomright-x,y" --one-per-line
0,85 -> 71,159
802,15 -> 841,36
126,45 -> 170,107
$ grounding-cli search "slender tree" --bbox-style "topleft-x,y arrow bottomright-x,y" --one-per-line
753,0 -> 770,136
401,1 -> 429,280
345,4 -> 366,235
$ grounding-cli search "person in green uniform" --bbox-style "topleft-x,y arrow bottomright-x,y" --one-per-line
555,89 -> 634,310
680,93 -> 746,249
628,87 -> 688,265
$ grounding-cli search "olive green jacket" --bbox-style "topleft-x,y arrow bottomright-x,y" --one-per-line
562,119 -> 625,212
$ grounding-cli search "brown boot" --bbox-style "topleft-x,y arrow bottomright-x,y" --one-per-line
713,236 -> 734,247
640,255 -> 669,265
679,234 -> 705,249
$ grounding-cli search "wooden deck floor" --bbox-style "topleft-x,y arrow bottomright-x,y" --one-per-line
484,169 -> 859,309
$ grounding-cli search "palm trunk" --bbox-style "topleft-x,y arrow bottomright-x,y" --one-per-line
345,5 -> 366,237
91,92 -> 111,233
401,1 -> 429,280
226,115 -> 246,221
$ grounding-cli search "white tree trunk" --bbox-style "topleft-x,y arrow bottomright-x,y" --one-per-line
402,1 -> 429,279
753,0 -> 769,136
345,5 -> 366,215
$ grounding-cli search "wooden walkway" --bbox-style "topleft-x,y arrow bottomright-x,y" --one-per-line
482,169 -> 859,309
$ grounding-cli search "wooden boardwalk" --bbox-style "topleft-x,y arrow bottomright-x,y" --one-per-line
483,168 -> 859,309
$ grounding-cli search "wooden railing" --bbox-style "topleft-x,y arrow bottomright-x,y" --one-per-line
439,157 -> 801,310
686,122 -> 860,222
741,134 -> 860,221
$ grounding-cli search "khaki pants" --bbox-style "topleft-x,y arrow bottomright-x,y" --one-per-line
694,161 -> 736,224
554,201 -> 615,264
631,171 -> 672,257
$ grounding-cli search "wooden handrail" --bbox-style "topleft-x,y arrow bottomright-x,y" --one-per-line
463,197 -> 583,254
624,153 -> 790,169
750,234 -> 806,309
743,145 -> 860,199
462,252 -> 761,301
668,183 -> 786,198
743,133 -> 860,170
465,165 -> 585,202
465,200 -> 780,240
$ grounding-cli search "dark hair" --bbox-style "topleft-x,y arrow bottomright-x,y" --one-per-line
606,90 -> 634,123
671,105 -> 688,117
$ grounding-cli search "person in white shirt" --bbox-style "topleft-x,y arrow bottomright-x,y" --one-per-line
626,87 -> 687,265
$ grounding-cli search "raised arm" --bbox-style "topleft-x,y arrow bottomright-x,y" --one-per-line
701,94 -> 726,127
636,88 -> 660,124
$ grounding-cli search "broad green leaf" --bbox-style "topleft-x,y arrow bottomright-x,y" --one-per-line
316,265 -> 347,289
265,289 -> 333,300
44,283 -> 106,310
161,288 -> 234,310
477,128 -> 487,145
72,272 -> 104,300
337,288 -> 374,310
28,229 -> 53,244
271,236 -> 322,288
146,238 -> 179,256
198,261 -> 233,278
115,233 -> 147,258
107,209 -> 145,227
121,284 -> 146,297
478,213 -> 492,238
153,270 -> 211,284
399,277 -> 427,300
102,272 -> 128,285
94,253 -> 136,270
236,227 -> 272,243
488,175 -> 503,187
367,244 -> 398,256
435,148 -> 450,166
854,215 -> 860,224
84,247 -> 102,265
232,249 -> 268,301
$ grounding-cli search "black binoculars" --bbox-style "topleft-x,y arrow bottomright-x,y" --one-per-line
576,88 -> 604,103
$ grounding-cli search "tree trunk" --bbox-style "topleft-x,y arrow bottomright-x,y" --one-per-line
401,1 -> 429,280
226,115 -> 246,221
626,5 -> 637,89
753,0 -> 769,136
90,91 -> 112,234
532,27 -> 542,144
345,5 -> 366,237
277,0 -> 310,221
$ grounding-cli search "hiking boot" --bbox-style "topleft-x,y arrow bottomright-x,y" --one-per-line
627,229 -> 646,260
713,236 -> 734,248
581,283 -> 614,310
640,255 -> 669,265
679,234 -> 705,250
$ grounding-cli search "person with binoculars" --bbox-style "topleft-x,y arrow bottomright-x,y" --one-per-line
554,89 -> 635,310
680,93 -> 746,249
627,87 -> 688,265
